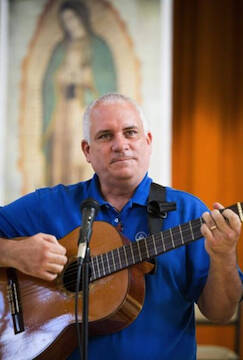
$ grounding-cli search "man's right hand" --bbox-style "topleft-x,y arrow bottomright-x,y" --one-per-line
0,234 -> 67,281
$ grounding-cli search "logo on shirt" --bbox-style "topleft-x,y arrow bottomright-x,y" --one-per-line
135,231 -> 147,241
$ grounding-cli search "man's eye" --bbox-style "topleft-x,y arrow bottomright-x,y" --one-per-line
125,130 -> 137,137
98,133 -> 112,140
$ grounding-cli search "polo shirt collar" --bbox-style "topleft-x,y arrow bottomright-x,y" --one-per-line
130,173 -> 152,206
87,174 -> 108,207
87,173 -> 152,208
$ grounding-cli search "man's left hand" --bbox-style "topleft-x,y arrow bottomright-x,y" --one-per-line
201,202 -> 242,260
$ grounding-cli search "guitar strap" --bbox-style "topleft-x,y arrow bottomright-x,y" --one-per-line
147,182 -> 177,274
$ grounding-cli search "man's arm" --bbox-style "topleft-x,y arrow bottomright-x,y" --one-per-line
0,234 -> 67,281
198,203 -> 243,322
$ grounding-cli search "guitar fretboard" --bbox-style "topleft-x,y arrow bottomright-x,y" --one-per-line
89,217 -> 204,282
88,202 -> 242,282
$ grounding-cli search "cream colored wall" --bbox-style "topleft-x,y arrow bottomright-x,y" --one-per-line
0,0 -> 9,204
3,0 -> 46,204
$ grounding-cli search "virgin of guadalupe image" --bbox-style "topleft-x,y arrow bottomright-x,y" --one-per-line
42,0 -> 117,186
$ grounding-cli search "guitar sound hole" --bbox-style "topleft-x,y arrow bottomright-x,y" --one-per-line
62,261 -> 82,293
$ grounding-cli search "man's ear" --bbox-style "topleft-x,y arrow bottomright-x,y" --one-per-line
81,140 -> 91,163
146,131 -> 152,145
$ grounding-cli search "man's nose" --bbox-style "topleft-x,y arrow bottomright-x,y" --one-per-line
111,134 -> 129,151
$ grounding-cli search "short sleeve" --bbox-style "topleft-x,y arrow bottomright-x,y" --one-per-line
0,191 -> 41,238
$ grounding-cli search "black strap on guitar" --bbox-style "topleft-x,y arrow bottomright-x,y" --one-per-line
147,182 -> 177,274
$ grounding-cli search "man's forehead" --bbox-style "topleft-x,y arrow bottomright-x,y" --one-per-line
90,102 -> 143,129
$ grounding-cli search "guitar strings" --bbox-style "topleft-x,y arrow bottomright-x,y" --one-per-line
19,220 -> 203,299
20,221 -> 202,298
14,204 -> 240,299
20,220 -> 203,297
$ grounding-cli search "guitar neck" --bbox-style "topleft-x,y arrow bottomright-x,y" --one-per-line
89,202 -> 243,282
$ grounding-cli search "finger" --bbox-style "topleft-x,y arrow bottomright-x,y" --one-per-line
212,204 -> 241,231
202,211 -> 217,232
213,202 -> 224,210
48,253 -> 67,266
211,208 -> 241,235
221,209 -> 242,233
49,243 -> 67,256
210,209 -> 230,232
201,223 -> 213,238
46,262 -> 65,275
42,271 -> 58,282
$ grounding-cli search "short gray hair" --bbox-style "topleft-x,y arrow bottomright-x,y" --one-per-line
83,93 -> 150,142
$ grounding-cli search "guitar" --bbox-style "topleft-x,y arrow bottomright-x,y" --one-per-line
0,202 -> 242,360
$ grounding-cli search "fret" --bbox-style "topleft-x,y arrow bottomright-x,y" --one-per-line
144,238 -> 150,258
123,247 -> 128,267
96,256 -> 101,279
113,248 -> 120,270
117,248 -> 122,269
161,232 -> 166,252
101,255 -> 105,276
129,243 -> 136,264
138,238 -> 149,261
130,242 -> 140,264
191,219 -> 201,239
179,225 -> 184,245
189,221 -> 194,240
197,219 -> 203,237
111,250 -> 116,271
91,257 -> 96,279
106,252 -> 111,274
125,244 -> 134,265
152,234 -> 158,255
169,228 -> 175,248
102,253 -> 108,275
137,241 -> 142,262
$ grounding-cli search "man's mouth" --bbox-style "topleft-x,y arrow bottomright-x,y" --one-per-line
110,157 -> 134,164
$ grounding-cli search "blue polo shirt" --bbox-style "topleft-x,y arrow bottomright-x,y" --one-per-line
0,174 -> 242,360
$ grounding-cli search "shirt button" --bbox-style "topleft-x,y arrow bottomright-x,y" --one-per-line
114,218 -> 119,223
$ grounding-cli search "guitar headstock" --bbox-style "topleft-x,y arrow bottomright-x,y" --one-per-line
227,202 -> 243,223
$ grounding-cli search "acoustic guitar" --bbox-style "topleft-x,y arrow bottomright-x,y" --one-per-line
0,202 -> 242,360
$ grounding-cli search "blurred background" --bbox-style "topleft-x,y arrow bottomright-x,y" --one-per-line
0,0 -> 242,357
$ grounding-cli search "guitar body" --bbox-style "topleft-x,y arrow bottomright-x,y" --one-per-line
0,222 -> 152,360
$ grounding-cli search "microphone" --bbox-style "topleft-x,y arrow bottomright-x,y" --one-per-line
77,198 -> 100,259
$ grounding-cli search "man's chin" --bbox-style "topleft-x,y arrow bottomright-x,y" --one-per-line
112,169 -> 134,181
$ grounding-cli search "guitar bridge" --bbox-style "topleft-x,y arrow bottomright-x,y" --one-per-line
7,268 -> 24,334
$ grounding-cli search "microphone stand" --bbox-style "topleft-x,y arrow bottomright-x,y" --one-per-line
81,243 -> 91,360
76,198 -> 100,360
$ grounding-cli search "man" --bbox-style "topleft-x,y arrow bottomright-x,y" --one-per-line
0,93 -> 242,360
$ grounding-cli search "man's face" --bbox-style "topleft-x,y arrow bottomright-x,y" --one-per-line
82,101 -> 152,189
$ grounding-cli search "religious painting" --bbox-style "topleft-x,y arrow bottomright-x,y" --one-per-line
19,0 -> 141,193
